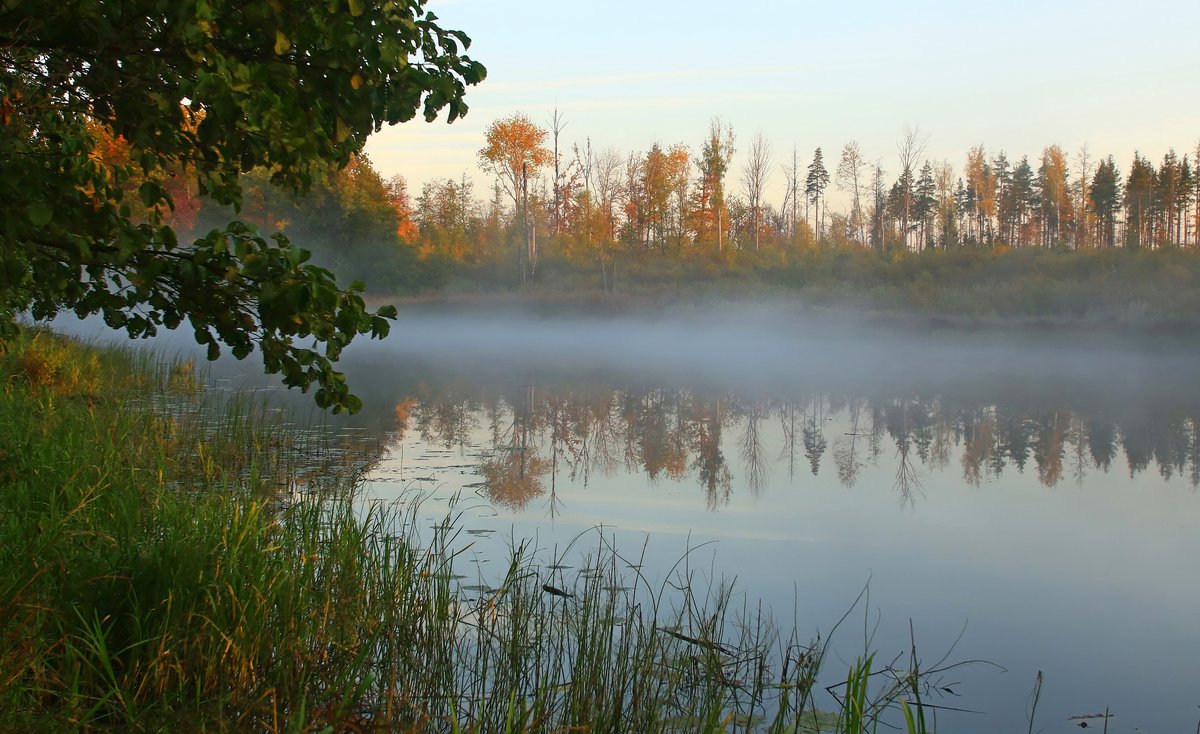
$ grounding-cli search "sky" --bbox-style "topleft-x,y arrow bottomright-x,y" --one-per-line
365,0 -> 1200,206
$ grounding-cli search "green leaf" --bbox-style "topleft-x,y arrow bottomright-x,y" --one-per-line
27,201 -> 53,227
2,0 -> 484,414
139,182 -> 163,209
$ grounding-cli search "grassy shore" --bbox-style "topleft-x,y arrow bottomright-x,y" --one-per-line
403,246 -> 1200,337
1,332 -> 958,732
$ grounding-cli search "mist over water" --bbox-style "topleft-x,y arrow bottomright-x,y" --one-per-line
56,301 -> 1200,399
334,303 -> 1199,404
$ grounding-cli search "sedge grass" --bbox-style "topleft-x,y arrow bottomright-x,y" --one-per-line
0,331 -> 963,732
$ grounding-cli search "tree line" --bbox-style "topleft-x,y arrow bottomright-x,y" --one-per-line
410,113 -> 1200,283
84,110 -> 1200,297
458,117 -> 1200,266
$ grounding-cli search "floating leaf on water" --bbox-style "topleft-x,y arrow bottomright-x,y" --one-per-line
462,585 -> 497,594
465,528 -> 495,536
789,709 -> 843,733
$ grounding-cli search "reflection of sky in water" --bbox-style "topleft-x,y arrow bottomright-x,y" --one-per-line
54,309 -> 1200,732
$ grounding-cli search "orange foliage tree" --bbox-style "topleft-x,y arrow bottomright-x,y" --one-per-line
385,175 -> 420,244
86,114 -> 201,232
477,113 -> 551,214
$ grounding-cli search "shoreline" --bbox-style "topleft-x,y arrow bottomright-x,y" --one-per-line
372,289 -> 1200,346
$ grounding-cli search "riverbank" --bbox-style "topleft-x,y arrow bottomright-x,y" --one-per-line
1,331 -> 962,732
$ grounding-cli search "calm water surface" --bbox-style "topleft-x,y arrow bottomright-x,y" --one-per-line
65,309 -> 1200,732
333,311 -> 1200,734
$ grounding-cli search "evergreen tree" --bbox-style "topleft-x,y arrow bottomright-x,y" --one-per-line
1156,150 -> 1183,245
1125,154 -> 1156,249
1089,157 -> 1121,247
955,178 -> 976,245
805,148 -> 831,241
1011,157 -> 1036,246
992,152 -> 1014,244
1179,156 -> 1195,246
913,162 -> 937,251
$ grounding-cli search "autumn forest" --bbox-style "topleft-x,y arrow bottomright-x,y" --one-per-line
88,110 -> 1200,314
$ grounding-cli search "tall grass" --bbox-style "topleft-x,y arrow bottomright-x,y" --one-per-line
0,331 -> 956,732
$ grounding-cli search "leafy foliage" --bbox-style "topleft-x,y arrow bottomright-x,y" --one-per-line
478,112 -> 552,209
0,0 -> 484,412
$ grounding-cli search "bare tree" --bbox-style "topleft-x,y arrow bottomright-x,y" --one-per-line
593,147 -> 623,234
573,138 -> 593,195
781,146 -> 801,244
836,140 -> 867,245
1073,143 -> 1094,249
896,124 -> 929,250
548,106 -> 567,236
741,131 -> 772,251
869,162 -> 887,250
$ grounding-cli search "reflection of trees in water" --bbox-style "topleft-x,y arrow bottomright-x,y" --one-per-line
802,397 -> 828,478
623,389 -> 690,483
1034,410 -> 1068,487
479,383 -> 549,510
557,390 -> 621,487
690,399 -> 732,509
378,381 -> 1200,511
833,397 -> 866,488
885,398 -> 924,508
960,408 -> 996,487
778,401 -> 800,481
1088,419 -> 1118,471
480,450 -> 550,510
739,402 -> 768,497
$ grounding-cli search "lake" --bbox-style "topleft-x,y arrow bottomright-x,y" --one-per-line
330,307 -> 1200,733
64,305 -> 1200,731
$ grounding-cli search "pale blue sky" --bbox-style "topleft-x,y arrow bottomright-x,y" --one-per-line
366,0 -> 1200,204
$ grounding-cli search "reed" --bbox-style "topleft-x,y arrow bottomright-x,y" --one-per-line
0,331 -> 955,732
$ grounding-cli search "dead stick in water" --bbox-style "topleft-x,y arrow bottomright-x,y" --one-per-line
663,628 -> 733,654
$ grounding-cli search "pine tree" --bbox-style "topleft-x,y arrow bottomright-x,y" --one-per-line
805,148 -> 830,241
992,152 -> 1014,245
1156,150 -> 1182,245
914,162 -> 937,251
1125,153 -> 1156,249
1011,157 -> 1036,246
1089,157 -> 1121,248
696,119 -> 735,251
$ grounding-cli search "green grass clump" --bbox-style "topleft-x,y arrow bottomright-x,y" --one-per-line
0,331 -> 951,732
